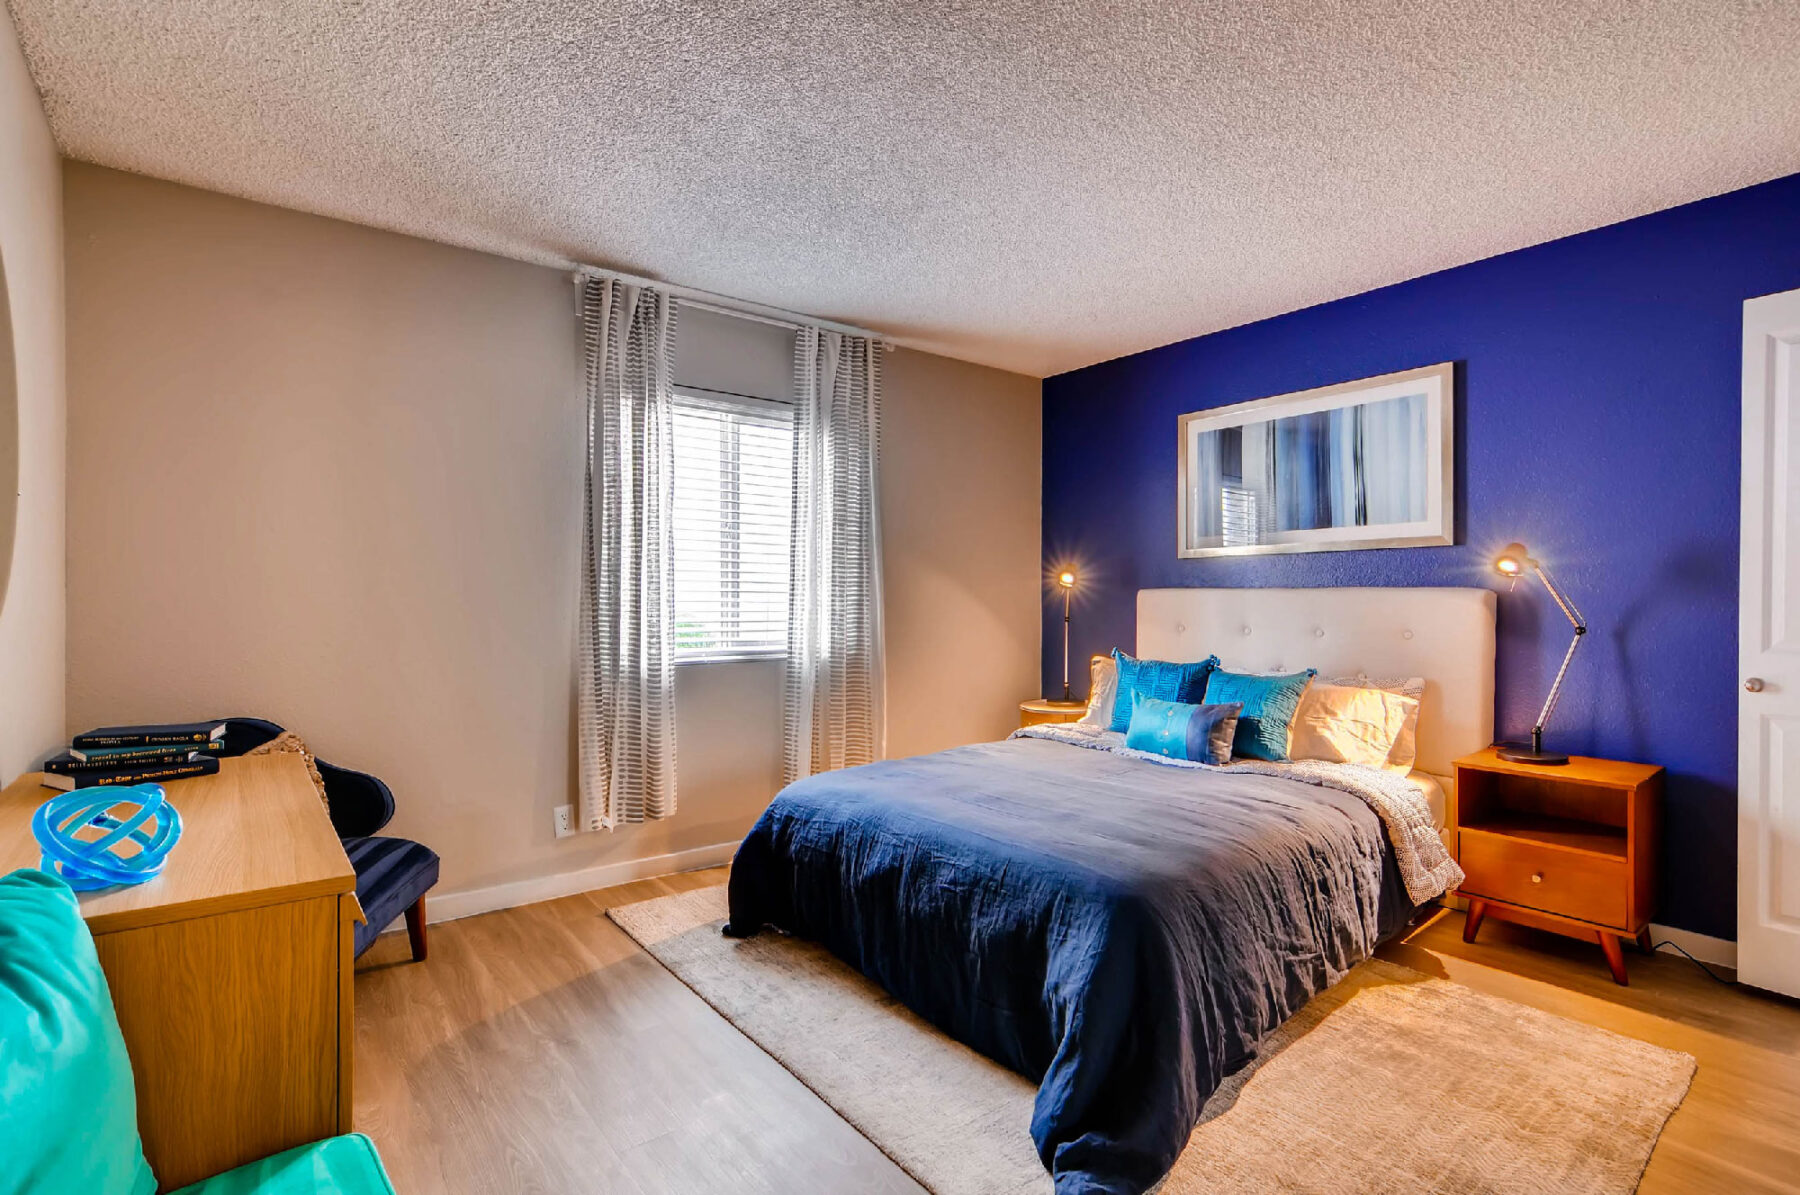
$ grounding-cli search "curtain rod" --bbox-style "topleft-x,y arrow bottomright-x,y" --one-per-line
571,263 -> 894,349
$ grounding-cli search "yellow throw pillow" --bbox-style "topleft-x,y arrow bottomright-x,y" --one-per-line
1288,682 -> 1420,769
1327,673 -> 1426,772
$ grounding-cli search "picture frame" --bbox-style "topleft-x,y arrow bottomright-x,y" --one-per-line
1177,362 -> 1455,558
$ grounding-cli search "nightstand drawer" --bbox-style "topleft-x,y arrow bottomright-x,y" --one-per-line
1458,833 -> 1627,928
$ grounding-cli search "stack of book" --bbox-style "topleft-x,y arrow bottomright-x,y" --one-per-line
41,721 -> 228,791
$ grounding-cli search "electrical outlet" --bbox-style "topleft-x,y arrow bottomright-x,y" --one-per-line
553,804 -> 576,838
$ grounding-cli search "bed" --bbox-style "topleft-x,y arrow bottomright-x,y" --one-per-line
727,586 -> 1496,1195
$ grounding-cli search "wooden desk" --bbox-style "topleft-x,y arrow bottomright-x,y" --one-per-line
0,755 -> 358,1190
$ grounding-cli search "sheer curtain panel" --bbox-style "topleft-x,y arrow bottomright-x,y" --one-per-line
784,329 -> 885,784
578,277 -> 679,829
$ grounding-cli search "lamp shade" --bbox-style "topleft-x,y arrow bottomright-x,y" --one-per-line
1494,543 -> 1530,578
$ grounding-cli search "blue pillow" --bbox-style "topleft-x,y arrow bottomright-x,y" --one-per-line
1108,649 -> 1220,733
1124,696 -> 1242,765
1202,669 -> 1317,761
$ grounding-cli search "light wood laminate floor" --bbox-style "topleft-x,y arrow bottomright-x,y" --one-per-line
355,869 -> 1800,1194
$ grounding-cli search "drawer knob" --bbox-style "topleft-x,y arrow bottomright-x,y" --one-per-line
1531,872 -> 1544,884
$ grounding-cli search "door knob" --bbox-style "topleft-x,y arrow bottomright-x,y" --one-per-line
1746,677 -> 1766,693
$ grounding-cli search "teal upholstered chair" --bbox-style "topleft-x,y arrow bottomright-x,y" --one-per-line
0,867 -> 396,1194
168,1135 -> 395,1195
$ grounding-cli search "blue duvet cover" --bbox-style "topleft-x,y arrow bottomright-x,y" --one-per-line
726,735 -> 1415,1195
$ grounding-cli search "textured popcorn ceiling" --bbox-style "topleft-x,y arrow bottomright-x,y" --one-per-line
11,1 -> 1800,377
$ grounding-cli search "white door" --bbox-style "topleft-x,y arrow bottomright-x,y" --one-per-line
1740,287 -> 1800,997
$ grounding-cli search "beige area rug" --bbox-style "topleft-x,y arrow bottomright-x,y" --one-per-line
608,887 -> 1695,1195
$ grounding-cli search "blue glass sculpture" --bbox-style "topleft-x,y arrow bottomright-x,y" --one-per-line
32,784 -> 182,891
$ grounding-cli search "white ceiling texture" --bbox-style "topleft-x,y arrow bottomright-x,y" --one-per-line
10,0 -> 1800,376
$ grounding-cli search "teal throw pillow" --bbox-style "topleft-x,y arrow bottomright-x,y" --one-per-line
1202,669 -> 1318,761
1108,649 -> 1220,733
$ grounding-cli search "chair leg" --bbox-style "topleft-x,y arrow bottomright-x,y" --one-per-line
405,897 -> 428,963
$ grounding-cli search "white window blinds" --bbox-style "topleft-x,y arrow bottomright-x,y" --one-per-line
671,388 -> 796,661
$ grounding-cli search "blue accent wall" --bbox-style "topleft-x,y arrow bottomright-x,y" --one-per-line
1042,172 -> 1800,941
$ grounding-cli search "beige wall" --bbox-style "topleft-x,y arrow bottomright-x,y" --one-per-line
0,8 -> 65,784
882,347 -> 1042,757
64,164 -> 1041,905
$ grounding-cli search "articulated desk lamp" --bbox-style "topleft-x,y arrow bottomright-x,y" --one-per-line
1493,542 -> 1585,766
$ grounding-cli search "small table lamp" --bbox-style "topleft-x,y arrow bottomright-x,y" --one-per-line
1494,542 -> 1586,766
1056,570 -> 1077,701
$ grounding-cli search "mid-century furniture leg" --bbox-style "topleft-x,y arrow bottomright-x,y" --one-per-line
405,898 -> 428,962
1599,932 -> 1629,985
1462,899 -> 1488,943
1636,927 -> 1653,954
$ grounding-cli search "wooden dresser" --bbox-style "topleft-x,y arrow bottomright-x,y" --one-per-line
1451,747 -> 1661,985
0,755 -> 358,1190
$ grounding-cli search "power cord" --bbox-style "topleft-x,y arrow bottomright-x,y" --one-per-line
1648,938 -> 1735,987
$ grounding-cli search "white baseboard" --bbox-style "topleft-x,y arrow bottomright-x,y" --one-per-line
1646,923 -> 1737,971
405,840 -> 739,928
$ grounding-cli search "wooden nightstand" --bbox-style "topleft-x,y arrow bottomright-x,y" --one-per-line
1451,747 -> 1662,985
1020,699 -> 1087,728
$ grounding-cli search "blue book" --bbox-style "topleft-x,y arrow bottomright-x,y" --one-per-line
45,749 -> 201,775
40,754 -> 220,792
71,721 -> 226,750
69,740 -> 222,764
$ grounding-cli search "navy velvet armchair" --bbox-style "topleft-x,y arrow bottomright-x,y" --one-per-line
218,718 -> 438,961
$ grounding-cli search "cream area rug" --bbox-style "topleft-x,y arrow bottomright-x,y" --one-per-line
608,887 -> 1695,1195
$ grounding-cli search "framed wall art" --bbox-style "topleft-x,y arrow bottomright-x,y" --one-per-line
1178,362 -> 1454,558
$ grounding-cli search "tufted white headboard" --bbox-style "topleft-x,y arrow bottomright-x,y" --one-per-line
1137,587 -> 1496,777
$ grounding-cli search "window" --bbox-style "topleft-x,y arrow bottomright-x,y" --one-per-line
671,387 -> 796,662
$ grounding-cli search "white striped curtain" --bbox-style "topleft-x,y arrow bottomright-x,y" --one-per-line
783,329 -> 885,784
577,277 -> 679,830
